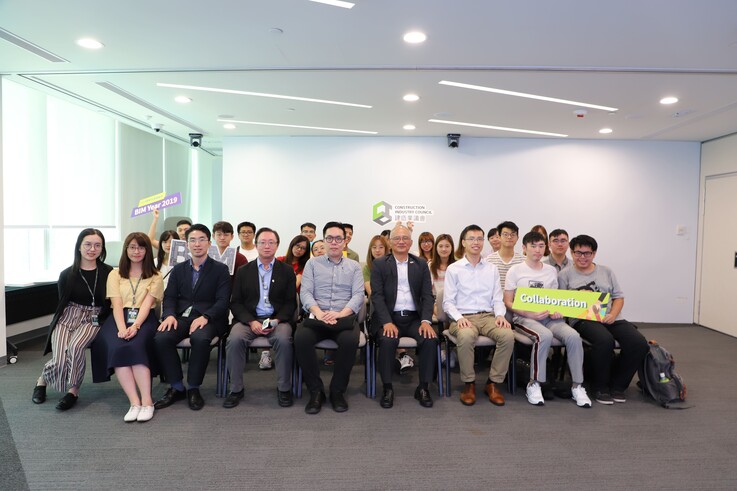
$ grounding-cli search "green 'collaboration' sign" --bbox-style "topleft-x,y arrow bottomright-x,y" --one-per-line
512,288 -> 610,320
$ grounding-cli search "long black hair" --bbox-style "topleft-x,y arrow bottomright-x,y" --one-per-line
73,228 -> 107,270
156,229 -> 178,270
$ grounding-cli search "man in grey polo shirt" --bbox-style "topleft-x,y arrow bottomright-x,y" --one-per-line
295,221 -> 365,414
543,228 -> 571,272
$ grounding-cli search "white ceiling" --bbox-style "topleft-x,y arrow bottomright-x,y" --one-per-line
2,0 -> 737,154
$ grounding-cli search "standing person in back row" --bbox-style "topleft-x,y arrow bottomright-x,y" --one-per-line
557,234 -> 648,405
487,220 -> 525,291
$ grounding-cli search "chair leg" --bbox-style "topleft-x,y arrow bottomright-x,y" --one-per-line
445,339 -> 452,397
508,345 -> 516,395
436,343 -> 444,397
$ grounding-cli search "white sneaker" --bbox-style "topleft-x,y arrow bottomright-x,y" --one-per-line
399,353 -> 414,373
137,405 -> 155,422
526,382 -> 545,406
124,405 -> 141,422
572,386 -> 592,408
259,350 -> 273,370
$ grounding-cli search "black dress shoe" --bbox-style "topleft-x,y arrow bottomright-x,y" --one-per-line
222,390 -> 244,409
305,390 -> 326,415
32,385 -> 46,404
154,387 -> 187,409
380,388 -> 394,408
277,389 -> 293,408
188,388 -> 205,410
55,392 -> 78,411
330,391 -> 348,413
415,386 -> 433,408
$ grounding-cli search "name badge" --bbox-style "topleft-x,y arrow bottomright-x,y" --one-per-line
182,306 -> 193,318
126,308 -> 139,325
91,314 -> 99,327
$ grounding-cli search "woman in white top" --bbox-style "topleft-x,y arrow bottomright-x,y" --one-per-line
429,234 -> 457,307
155,229 -> 177,286
92,232 -> 164,422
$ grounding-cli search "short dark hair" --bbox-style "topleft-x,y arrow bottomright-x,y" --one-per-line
487,227 -> 499,239
322,221 -> 346,237
255,227 -> 280,245
522,231 -> 546,246
343,223 -> 353,232
300,222 -> 316,231
460,224 -> 484,241
380,230 -> 391,238
569,234 -> 598,252
237,221 -> 256,233
185,223 -> 211,241
176,219 -> 192,227
549,228 -> 569,240
212,221 -> 234,235
496,220 -> 519,234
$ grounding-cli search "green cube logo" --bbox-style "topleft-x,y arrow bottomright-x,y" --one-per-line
372,201 -> 392,226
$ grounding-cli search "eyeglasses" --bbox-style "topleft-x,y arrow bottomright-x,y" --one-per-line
239,230 -> 254,236
420,240 -> 433,245
501,232 -> 518,238
82,242 -> 102,250
293,245 -> 307,251
324,236 -> 344,244
464,237 -> 485,243
188,237 -> 209,244
258,241 -> 278,247
391,236 -> 411,243
573,250 -> 594,258
551,238 -> 569,244
127,245 -> 146,252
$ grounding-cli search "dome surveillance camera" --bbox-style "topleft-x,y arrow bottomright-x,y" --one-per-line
189,133 -> 203,148
151,123 -> 163,132
447,133 -> 460,148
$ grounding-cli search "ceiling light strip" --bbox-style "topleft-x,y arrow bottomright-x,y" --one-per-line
309,0 -> 355,8
218,119 -> 377,134
0,27 -> 68,63
158,83 -> 371,109
429,119 -> 567,138
439,80 -> 618,112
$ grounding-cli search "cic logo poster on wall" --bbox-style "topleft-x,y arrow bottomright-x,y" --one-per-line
372,201 -> 434,227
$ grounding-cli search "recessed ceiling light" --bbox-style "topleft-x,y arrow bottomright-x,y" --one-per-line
403,94 -> 420,102
217,119 -> 377,134
660,96 -> 679,105
175,96 -> 192,104
403,31 -> 426,44
403,124 -> 416,130
439,80 -> 618,112
429,119 -> 567,138
599,128 -> 613,134
309,0 -> 355,8
223,123 -> 236,130
76,38 -> 104,49
158,83 -> 371,108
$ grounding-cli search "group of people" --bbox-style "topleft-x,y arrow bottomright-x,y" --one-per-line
31,216 -> 649,421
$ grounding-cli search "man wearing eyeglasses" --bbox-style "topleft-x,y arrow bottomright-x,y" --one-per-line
236,221 -> 259,262
154,224 -> 232,411
443,224 -> 514,406
224,228 -> 296,409
558,235 -> 648,406
543,229 -> 571,272
370,224 -> 437,409
295,221 -> 365,414
486,220 -> 525,291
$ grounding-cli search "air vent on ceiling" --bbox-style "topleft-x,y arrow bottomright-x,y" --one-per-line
0,27 -> 68,63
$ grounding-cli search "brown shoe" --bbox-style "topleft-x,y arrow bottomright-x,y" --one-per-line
485,382 -> 505,406
460,382 -> 476,406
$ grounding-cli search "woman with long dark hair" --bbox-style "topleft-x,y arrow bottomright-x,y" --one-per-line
155,229 -> 178,286
278,235 -> 310,291
429,234 -> 457,299
417,231 -> 434,263
363,235 -> 389,296
92,232 -> 163,422
32,228 -> 113,410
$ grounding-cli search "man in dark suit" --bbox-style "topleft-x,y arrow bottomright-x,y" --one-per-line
154,224 -> 232,411
223,227 -> 296,408
370,224 -> 437,408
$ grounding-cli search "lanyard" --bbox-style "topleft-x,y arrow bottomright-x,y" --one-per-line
79,268 -> 99,308
129,275 -> 143,306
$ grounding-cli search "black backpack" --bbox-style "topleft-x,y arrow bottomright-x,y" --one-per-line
637,340 -> 688,409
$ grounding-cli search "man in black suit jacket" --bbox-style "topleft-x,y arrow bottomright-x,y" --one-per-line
370,224 -> 438,408
154,224 -> 232,411
223,228 -> 296,408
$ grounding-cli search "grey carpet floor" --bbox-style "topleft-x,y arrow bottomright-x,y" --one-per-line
1,324 -> 737,490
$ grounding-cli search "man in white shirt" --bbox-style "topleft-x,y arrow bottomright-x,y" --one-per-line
504,231 -> 591,408
236,221 -> 259,262
443,224 -> 513,406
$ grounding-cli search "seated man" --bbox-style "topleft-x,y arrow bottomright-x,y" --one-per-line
443,224 -> 514,406
543,228 -> 571,272
154,224 -> 231,411
370,224 -> 437,409
558,234 -> 649,405
236,221 -> 259,262
224,227 -> 296,409
212,220 -> 248,284
295,221 -> 365,414
504,231 -> 591,408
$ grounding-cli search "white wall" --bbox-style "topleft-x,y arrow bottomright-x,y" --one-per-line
0,80 -> 5,361
223,136 -> 700,323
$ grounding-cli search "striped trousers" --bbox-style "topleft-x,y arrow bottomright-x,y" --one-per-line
41,302 -> 100,392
